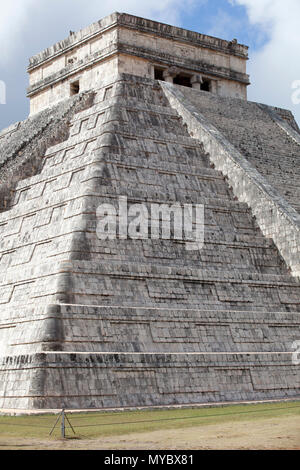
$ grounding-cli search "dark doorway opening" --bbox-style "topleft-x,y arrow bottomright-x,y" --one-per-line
173,74 -> 192,88
200,79 -> 211,92
70,81 -> 80,96
154,68 -> 165,81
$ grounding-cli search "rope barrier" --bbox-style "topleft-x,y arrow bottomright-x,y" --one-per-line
0,403 -> 299,433
69,404 -> 300,428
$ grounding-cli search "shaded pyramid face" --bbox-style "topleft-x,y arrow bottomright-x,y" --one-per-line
0,74 -> 299,409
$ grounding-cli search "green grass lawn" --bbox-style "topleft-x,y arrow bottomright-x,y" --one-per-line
0,401 -> 299,440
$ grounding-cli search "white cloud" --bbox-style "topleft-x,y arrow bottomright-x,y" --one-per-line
0,0 -> 201,129
0,1 -> 36,64
0,0 -> 197,66
207,9 -> 246,41
231,0 -> 300,124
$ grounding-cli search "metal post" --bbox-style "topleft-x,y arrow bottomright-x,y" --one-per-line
49,408 -> 75,437
65,412 -> 76,436
49,411 -> 62,436
61,409 -> 65,439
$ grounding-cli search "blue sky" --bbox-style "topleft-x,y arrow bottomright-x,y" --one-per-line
0,0 -> 299,130
181,0 -> 269,48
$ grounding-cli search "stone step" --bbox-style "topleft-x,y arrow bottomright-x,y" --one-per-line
0,351 -> 298,409
51,304 -> 300,353
1,303 -> 300,356
56,258 -> 297,284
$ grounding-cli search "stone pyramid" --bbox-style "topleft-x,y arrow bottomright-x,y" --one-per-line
0,13 -> 299,410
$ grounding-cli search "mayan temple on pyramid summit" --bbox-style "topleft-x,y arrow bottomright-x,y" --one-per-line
0,12 -> 299,411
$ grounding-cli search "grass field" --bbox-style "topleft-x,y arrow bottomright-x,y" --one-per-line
0,401 -> 299,450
